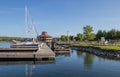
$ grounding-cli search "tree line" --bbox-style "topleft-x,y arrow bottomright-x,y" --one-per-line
96,29 -> 120,40
0,37 -> 25,41
59,25 -> 120,42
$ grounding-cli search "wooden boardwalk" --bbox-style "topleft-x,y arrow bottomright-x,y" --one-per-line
0,43 -> 55,61
35,43 -> 55,60
0,48 -> 37,52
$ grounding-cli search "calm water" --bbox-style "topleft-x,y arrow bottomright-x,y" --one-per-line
0,42 -> 120,77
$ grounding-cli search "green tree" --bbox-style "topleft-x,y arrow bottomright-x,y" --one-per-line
0,37 -> 24,42
96,29 -> 120,40
116,30 -> 120,39
60,35 -> 67,42
110,29 -> 117,39
88,33 -> 96,40
102,30 -> 107,37
75,33 -> 83,41
69,35 -> 74,41
106,29 -> 117,39
83,25 -> 95,40
96,30 -> 106,40
96,30 -> 103,39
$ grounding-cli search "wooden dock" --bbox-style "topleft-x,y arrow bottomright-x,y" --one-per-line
35,43 -> 55,60
10,45 -> 38,48
0,43 -> 55,61
0,48 -> 38,52
54,51 -> 70,54
0,60 -> 55,65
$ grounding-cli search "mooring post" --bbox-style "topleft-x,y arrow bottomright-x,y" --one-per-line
51,42 -> 55,51
33,52 -> 36,61
38,44 -> 41,50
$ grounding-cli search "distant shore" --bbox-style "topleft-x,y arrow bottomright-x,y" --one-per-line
0,37 -> 27,42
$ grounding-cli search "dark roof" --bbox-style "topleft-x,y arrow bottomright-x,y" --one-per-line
39,35 -> 52,38
37,31 -> 52,38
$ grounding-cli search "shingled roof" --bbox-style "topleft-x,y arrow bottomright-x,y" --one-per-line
38,31 -> 52,38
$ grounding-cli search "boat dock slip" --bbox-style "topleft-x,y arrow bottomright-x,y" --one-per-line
54,51 -> 70,54
10,45 -> 38,48
0,48 -> 38,52
0,43 -> 55,61
35,43 -> 55,60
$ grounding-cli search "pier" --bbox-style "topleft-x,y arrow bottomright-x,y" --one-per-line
0,42 -> 72,61
53,42 -> 71,54
0,48 -> 38,52
0,43 -> 55,61
35,43 -> 55,60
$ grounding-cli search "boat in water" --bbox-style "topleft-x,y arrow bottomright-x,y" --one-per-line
10,6 -> 39,48
10,38 -> 39,48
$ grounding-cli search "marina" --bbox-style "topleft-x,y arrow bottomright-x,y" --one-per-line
0,0 -> 120,77
0,5 -> 71,61
0,46 -> 120,77
0,43 -> 56,61
0,41 -> 70,61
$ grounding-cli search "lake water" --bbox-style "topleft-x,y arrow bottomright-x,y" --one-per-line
0,42 -> 120,77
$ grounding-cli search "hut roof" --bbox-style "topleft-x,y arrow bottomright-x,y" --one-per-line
38,31 -> 52,38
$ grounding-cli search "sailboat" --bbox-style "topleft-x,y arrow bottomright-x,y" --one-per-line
10,6 -> 38,48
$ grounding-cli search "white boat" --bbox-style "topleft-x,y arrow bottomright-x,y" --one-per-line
10,38 -> 39,48
10,6 -> 38,48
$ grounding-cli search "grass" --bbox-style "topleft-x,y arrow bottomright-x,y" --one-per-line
70,41 -> 120,51
70,42 -> 89,47
70,41 -> 98,47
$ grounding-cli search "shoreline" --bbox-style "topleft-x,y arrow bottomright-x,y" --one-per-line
71,46 -> 120,59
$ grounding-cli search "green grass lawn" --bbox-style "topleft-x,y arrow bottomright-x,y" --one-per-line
70,41 -> 120,51
70,42 -> 89,46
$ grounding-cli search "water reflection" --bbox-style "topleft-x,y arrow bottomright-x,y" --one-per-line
84,53 -> 94,68
56,53 -> 71,57
75,50 -> 94,68
76,50 -> 84,57
0,60 -> 55,65
0,49 -> 120,77
25,64 -> 36,77
0,61 -> 55,77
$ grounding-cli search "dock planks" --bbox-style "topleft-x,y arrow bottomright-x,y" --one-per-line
0,48 -> 38,52
0,43 -> 55,61
35,43 -> 55,60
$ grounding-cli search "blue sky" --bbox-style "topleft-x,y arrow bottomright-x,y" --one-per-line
0,0 -> 120,37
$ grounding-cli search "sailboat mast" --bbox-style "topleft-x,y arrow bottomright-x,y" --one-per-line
30,17 -> 38,36
25,5 -> 38,40
25,5 -> 28,37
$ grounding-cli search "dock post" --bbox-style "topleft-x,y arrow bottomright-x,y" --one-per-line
33,52 -> 36,61
51,42 -> 55,51
38,44 -> 41,50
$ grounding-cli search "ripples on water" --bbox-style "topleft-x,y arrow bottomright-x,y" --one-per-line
0,42 -> 120,77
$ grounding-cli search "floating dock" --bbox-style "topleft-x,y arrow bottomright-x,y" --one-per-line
54,50 -> 70,54
0,60 -> 55,65
0,48 -> 38,52
53,42 -> 71,54
10,45 -> 38,48
35,43 -> 55,60
0,43 -> 55,61
54,48 -> 70,54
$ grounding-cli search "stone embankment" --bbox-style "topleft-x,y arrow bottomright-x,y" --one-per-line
72,46 -> 120,58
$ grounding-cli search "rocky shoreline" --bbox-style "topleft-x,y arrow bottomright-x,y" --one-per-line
71,46 -> 120,58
